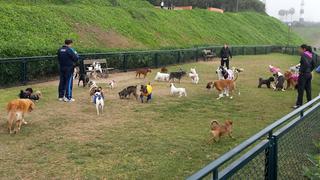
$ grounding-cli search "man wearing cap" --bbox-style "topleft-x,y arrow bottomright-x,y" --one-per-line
57,39 -> 79,102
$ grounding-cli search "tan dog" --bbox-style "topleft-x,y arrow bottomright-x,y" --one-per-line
208,120 -> 234,143
6,99 -> 35,134
284,71 -> 298,90
206,80 -> 238,99
136,68 -> 151,78
160,67 -> 168,73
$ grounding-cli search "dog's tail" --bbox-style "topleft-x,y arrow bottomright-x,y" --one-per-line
210,120 -> 220,130
233,72 -> 239,82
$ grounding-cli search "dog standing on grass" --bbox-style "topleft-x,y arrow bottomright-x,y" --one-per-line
208,120 -> 234,143
6,99 -> 35,134
93,91 -> 104,115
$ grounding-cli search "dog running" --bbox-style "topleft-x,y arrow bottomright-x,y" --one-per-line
208,120 -> 234,143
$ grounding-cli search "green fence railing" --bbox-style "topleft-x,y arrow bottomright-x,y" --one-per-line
0,45 -> 297,87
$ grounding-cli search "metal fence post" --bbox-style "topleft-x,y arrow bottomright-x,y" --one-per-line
177,51 -> 181,64
265,133 -> 278,180
242,46 -> 245,55
254,47 -> 257,55
21,59 -> 27,84
123,54 -> 128,72
195,47 -> 199,62
154,52 -> 159,68
212,168 -> 218,180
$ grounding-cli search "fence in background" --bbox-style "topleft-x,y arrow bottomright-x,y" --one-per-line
187,95 -> 320,180
0,45 -> 297,86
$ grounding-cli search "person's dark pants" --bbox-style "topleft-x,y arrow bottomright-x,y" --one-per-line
221,58 -> 230,69
296,73 -> 312,106
58,67 -> 74,99
140,93 -> 152,103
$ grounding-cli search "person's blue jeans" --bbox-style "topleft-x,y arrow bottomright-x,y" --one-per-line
58,67 -> 74,99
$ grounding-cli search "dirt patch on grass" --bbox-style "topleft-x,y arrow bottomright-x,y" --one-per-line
74,24 -> 144,49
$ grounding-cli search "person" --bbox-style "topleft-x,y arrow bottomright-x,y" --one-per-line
160,1 -> 164,9
293,44 -> 315,109
140,83 -> 153,103
57,39 -> 79,102
220,44 -> 232,69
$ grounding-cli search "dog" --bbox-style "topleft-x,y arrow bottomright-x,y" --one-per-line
90,86 -> 104,102
93,91 -> 104,115
154,72 -> 170,81
189,68 -> 199,84
136,68 -> 151,78
289,64 -> 300,74
6,99 -> 35,134
140,84 -> 153,103
169,69 -> 186,83
78,73 -> 90,87
273,72 -> 285,91
258,77 -> 275,88
88,80 -> 98,89
216,66 -> 237,81
170,83 -> 187,97
284,71 -> 298,90
19,88 -> 41,101
118,86 -> 138,99
208,120 -> 234,143
160,67 -> 168,73
73,66 -> 80,79
107,80 -> 116,89
206,80 -> 238,100
269,65 -> 281,74
92,61 -> 103,74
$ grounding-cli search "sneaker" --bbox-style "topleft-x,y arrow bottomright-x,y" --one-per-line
58,98 -> 64,101
64,98 -> 75,102
292,105 -> 300,109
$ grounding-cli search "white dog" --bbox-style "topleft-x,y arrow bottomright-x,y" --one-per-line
94,91 -> 104,115
189,68 -> 199,84
290,64 -> 300,73
170,83 -> 187,97
216,66 -> 235,80
154,72 -> 170,81
107,80 -> 116,89
88,80 -> 98,88
92,61 -> 103,74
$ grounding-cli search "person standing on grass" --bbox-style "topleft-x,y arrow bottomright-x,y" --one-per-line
57,39 -> 79,102
160,1 -> 164,9
220,44 -> 232,69
293,44 -> 315,109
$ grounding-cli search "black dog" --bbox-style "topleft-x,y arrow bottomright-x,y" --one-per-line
258,77 -> 275,88
118,86 -> 138,99
169,69 -> 186,83
19,88 -> 33,99
78,73 -> 90,87
273,73 -> 285,91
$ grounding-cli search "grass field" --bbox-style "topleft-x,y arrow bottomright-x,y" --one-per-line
0,54 -> 319,179
293,26 -> 320,47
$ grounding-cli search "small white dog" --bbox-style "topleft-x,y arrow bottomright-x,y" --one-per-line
94,91 -> 104,115
189,68 -> 199,84
107,80 -> 116,89
88,80 -> 98,88
170,83 -> 187,97
92,61 -> 103,74
154,72 -> 170,81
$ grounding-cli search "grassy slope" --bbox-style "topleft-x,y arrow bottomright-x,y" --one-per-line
0,0 -> 302,57
0,54 -> 319,179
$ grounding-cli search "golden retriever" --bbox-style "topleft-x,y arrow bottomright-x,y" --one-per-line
6,99 -> 35,134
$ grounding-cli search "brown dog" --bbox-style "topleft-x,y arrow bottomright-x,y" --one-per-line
208,120 -> 234,143
284,71 -> 298,90
136,68 -> 151,78
160,67 -> 168,73
6,99 -> 35,134
206,80 -> 237,99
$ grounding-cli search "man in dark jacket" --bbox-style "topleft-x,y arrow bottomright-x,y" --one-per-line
58,39 -> 79,102
220,44 -> 232,69
293,44 -> 315,109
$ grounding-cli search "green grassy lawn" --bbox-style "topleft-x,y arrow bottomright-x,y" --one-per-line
0,0 -> 302,57
0,54 -> 319,179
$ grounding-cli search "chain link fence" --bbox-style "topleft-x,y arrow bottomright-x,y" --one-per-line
0,45 -> 293,87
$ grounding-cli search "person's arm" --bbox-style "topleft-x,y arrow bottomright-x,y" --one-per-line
220,48 -> 223,58
67,48 -> 79,63
229,49 -> 232,58
299,56 -> 305,73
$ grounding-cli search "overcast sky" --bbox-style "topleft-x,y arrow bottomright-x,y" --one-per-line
264,0 -> 320,22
